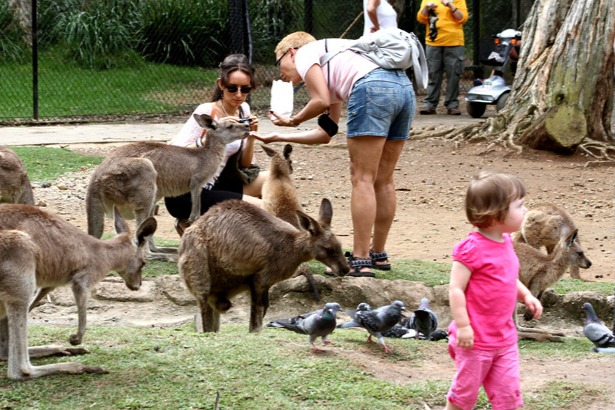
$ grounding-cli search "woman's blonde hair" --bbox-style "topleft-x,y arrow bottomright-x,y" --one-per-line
465,171 -> 526,228
274,31 -> 317,58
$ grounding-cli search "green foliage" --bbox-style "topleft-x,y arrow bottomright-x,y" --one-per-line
0,0 -> 27,62
10,146 -> 102,182
39,0 -> 143,69
552,278 -> 614,296
137,0 -> 228,67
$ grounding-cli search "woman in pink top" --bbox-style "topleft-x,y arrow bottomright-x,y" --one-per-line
255,31 -> 416,278
446,171 -> 543,410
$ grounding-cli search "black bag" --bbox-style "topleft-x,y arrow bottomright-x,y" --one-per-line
231,142 -> 261,185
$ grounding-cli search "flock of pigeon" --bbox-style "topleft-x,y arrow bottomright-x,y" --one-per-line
266,298 -> 441,353
267,298 -> 615,354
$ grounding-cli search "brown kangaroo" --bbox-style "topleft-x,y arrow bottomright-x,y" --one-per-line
512,203 -> 589,281
0,147 -> 34,205
178,198 -> 349,333
260,144 -> 321,300
0,204 -> 156,348
86,114 -> 248,259
515,228 -> 592,321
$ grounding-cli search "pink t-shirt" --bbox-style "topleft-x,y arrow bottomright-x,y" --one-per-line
449,232 -> 519,350
294,39 -> 379,103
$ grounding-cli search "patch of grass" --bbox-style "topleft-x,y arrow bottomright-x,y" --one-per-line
553,278 -> 614,296
11,146 -> 102,182
1,325 -> 608,409
519,337 -> 595,358
142,259 -> 179,277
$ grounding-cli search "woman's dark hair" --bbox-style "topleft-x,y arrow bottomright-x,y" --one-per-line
211,54 -> 256,101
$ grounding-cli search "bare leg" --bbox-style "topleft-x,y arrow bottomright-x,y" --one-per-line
371,140 -> 405,259
243,171 -> 268,198
346,136 -> 387,267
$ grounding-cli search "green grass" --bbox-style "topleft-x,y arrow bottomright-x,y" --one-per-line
0,55 -> 217,118
0,325 -> 608,409
11,146 -> 103,181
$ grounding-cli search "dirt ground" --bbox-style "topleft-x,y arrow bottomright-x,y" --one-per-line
29,118 -> 615,409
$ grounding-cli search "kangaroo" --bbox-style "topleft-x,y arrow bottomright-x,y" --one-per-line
512,203 -> 588,281
86,114 -> 248,259
178,198 -> 350,333
0,147 -> 34,205
260,144 -> 321,300
0,204 -> 157,348
515,228 -> 592,321
0,230 -> 108,380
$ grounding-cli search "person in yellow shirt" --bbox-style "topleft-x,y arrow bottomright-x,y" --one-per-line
417,0 -> 468,115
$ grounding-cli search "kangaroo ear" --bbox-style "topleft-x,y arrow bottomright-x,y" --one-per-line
296,210 -> 322,236
565,228 -> 578,247
193,113 -> 217,131
261,144 -> 276,158
317,198 -> 333,228
283,144 -> 293,158
136,217 -> 158,246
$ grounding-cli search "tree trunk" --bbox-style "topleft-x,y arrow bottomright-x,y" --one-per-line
491,0 -> 615,153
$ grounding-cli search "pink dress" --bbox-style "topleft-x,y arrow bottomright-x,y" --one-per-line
448,232 -> 519,350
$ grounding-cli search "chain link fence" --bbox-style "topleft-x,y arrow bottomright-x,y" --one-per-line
0,0 -> 528,121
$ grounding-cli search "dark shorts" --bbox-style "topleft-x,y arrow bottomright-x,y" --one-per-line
164,161 -> 243,220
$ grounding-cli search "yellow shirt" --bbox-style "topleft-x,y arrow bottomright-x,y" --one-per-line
417,0 -> 468,47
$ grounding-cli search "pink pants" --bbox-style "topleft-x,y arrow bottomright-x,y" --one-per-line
447,339 -> 523,410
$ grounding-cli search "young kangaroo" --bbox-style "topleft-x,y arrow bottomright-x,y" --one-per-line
0,147 -> 34,205
515,228 -> 592,321
0,204 -> 157,347
0,230 -> 107,380
512,203 -> 588,281
260,144 -> 321,300
178,198 -> 350,333
86,114 -> 248,258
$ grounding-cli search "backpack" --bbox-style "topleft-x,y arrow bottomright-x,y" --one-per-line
319,28 -> 429,90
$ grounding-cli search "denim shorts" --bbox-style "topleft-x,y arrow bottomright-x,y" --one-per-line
346,68 -> 416,140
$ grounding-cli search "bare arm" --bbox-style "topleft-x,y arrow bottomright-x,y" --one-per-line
366,0 -> 382,32
254,102 -> 342,145
449,261 -> 474,348
517,280 -> 543,320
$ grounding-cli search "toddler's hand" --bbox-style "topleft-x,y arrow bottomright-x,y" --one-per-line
524,294 -> 543,320
456,325 -> 474,349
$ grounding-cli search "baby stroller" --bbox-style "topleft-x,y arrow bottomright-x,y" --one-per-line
465,29 -> 522,118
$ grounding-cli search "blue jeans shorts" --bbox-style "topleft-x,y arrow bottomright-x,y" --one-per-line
346,68 -> 416,141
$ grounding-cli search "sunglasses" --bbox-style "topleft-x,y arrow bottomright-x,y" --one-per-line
225,84 -> 252,94
274,47 -> 298,68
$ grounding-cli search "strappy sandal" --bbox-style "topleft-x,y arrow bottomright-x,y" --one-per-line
346,252 -> 376,278
174,218 -> 188,237
370,249 -> 391,271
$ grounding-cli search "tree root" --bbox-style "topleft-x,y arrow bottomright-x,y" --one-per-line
578,138 -> 615,165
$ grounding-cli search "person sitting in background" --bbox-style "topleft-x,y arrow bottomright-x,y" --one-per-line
164,54 -> 264,236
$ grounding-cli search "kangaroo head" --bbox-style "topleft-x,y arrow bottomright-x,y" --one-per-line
262,144 -> 293,176
296,198 -> 350,277
559,228 -> 592,270
113,208 -> 158,291
193,113 -> 249,145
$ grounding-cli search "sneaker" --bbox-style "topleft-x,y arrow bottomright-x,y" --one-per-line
447,107 -> 461,115
419,107 -> 436,115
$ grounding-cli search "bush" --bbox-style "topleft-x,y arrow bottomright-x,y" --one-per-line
0,0 -> 28,62
137,0 -> 228,67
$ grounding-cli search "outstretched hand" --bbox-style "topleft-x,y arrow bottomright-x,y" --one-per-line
250,131 -> 280,144
269,110 -> 295,127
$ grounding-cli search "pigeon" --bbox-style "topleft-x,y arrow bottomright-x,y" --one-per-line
266,302 -> 342,351
338,300 -> 406,353
408,298 -> 439,341
581,302 -> 615,348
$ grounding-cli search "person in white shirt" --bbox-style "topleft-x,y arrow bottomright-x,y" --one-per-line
363,0 -> 398,36
165,54 -> 264,236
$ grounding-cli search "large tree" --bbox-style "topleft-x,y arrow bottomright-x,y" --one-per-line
437,0 -> 615,161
